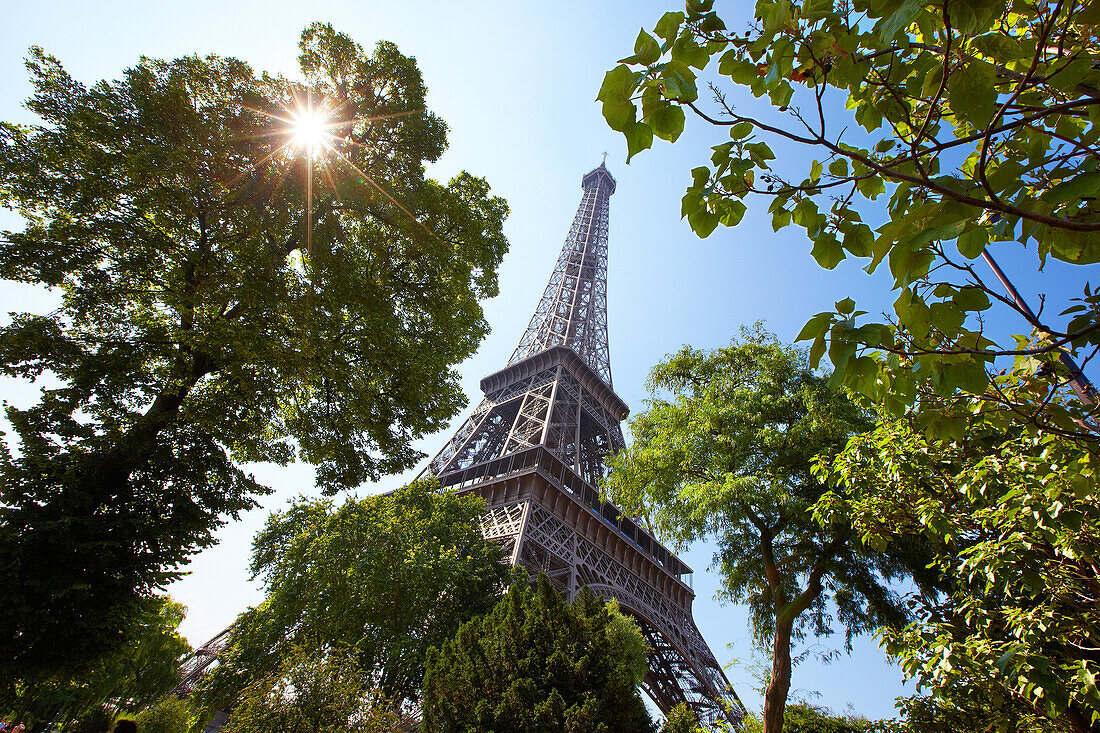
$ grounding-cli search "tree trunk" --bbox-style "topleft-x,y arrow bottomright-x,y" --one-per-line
763,615 -> 795,733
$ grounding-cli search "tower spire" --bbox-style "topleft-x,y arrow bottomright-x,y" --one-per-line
508,162 -> 615,384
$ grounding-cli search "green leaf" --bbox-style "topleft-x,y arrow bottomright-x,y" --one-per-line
720,54 -> 758,85
797,312 -> 833,341
624,121 -> 653,162
810,160 -> 823,183
842,224 -> 874,257
877,0 -> 923,41
687,205 -> 719,238
829,158 -> 849,177
729,121 -> 754,139
857,175 -> 886,198
956,226 -> 989,259
630,29 -> 661,65
811,235 -> 845,269
954,286 -> 992,311
650,103 -> 686,142
809,333 -> 827,366
836,297 -> 856,314
597,64 -> 634,103
602,97 -> 636,133
653,10 -> 685,40
672,37 -> 711,70
717,199 -> 747,226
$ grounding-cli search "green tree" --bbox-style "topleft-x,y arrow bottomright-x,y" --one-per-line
133,696 -> 194,733
814,415 -> 1100,732
739,703 -> 891,733
421,576 -> 654,733
0,23 -> 508,679
193,480 -> 508,720
599,0 -> 1100,441
602,328 -> 927,733
221,646 -> 402,733
0,596 -> 191,729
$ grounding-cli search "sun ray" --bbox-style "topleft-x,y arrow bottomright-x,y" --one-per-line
327,145 -> 450,249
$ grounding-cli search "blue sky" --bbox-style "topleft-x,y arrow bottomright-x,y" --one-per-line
2,0 -> 1093,722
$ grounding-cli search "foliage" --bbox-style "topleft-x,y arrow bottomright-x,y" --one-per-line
739,703 -> 892,733
193,480 -> 507,719
814,415 -> 1100,732
897,693 -> 1056,733
600,0 -> 1100,442
421,575 -> 654,733
0,597 -> 191,728
660,704 -> 704,733
133,696 -> 194,733
0,23 -> 509,679
220,646 -> 402,733
602,327 -> 931,733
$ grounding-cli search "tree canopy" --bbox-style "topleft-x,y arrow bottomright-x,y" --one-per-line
0,23 -> 509,679
193,481 -> 508,721
602,328 -> 928,733
421,575 -> 654,733
599,0 -> 1100,442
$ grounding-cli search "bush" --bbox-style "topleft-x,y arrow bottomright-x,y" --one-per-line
134,697 -> 193,733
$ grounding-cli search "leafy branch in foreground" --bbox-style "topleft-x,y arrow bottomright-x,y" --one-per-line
600,0 -> 1100,441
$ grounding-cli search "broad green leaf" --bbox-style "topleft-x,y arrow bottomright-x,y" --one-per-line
956,226 -> 989,259
877,0 -> 923,41
653,11 -> 685,40
597,64 -> 635,103
624,121 -> 653,162
796,312 -> 833,341
687,205 -> 719,238
628,29 -> 661,66
650,103 -> 686,142
729,121 -> 754,139
811,235 -> 845,269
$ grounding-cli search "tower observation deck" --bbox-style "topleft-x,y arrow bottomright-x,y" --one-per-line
425,162 -> 745,727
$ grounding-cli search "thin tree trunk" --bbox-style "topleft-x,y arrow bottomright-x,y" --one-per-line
763,616 -> 794,733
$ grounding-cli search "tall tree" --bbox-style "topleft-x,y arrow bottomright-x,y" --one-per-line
0,23 -> 508,679
421,575 -> 654,733
599,0 -> 1100,442
192,480 -> 508,720
602,328 -> 926,733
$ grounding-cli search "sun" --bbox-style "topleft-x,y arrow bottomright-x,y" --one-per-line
291,109 -> 329,157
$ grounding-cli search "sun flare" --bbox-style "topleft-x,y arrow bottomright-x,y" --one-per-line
291,110 -> 328,156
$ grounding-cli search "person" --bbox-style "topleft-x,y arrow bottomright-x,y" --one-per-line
111,721 -> 136,733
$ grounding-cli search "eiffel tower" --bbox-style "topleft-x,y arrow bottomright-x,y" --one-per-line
425,162 -> 744,727
178,162 -> 744,728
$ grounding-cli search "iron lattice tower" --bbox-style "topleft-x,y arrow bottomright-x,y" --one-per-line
426,163 -> 744,727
